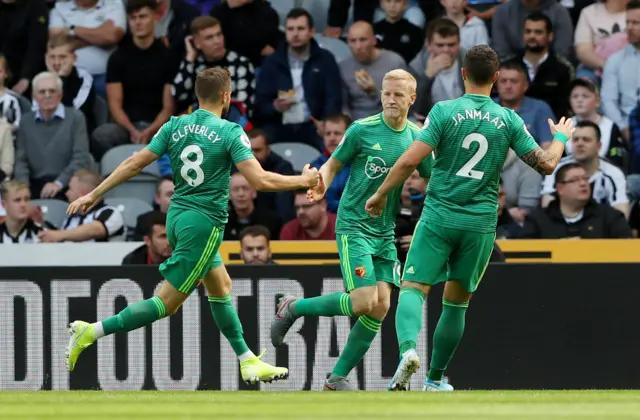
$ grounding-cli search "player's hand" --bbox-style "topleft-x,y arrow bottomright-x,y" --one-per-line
307,172 -> 326,203
365,192 -> 387,218
425,54 -> 453,79
548,117 -> 575,140
67,193 -> 99,215
301,164 -> 320,188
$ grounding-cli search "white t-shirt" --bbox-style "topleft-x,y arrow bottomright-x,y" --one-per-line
574,3 -> 626,47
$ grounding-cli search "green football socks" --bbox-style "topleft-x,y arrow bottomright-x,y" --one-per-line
331,315 -> 382,378
101,296 -> 167,336
291,292 -> 353,317
209,294 -> 250,356
395,288 -> 425,355
427,299 -> 469,382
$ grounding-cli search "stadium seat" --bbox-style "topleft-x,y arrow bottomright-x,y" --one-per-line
104,197 -> 153,236
30,199 -> 69,229
100,145 -> 160,203
299,0 -> 330,33
270,142 -> 321,172
270,0 -> 295,31
313,34 -> 351,63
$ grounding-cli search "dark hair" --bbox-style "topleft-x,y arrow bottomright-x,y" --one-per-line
190,16 -> 221,36
628,0 -> 640,11
499,59 -> 530,82
286,7 -> 314,29
426,18 -> 459,42
155,175 -> 173,194
463,45 -> 499,85
246,128 -> 268,142
525,11 -> 553,33
126,0 -> 157,15
575,120 -> 601,141
145,211 -> 167,236
324,113 -> 353,128
239,225 -> 271,243
195,67 -> 231,104
555,162 -> 586,186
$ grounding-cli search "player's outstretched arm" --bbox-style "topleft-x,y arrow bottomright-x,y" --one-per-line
236,158 -> 319,192
308,157 -> 344,202
519,118 -> 574,175
67,148 -> 160,214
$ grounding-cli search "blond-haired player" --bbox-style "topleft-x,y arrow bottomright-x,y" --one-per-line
270,69 -> 434,391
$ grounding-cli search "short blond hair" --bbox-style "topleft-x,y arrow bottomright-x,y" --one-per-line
383,69 -> 417,93
0,180 -> 29,200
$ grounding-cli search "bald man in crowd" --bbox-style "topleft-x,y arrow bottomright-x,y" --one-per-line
340,21 -> 407,119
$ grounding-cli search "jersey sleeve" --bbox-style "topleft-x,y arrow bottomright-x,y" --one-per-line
226,125 -> 255,164
332,123 -> 361,165
415,103 -> 445,149
509,112 -> 539,157
417,152 -> 434,179
147,119 -> 173,156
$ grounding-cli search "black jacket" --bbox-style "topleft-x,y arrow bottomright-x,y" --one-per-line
165,0 -> 200,72
224,206 -> 283,241
122,244 -> 150,265
520,199 -> 632,239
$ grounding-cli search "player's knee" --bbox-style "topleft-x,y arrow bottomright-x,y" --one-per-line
401,281 -> 429,296
368,295 -> 391,320
350,289 -> 377,317
157,295 -> 181,316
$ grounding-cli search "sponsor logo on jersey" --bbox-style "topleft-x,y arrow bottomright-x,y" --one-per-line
523,123 -> 532,138
365,156 -> 390,179
240,133 -> 251,148
372,143 -> 382,150
355,266 -> 366,278
405,266 -> 415,274
422,117 -> 430,130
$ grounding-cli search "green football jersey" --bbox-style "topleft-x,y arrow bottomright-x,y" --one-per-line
416,94 -> 539,233
333,112 -> 433,238
147,109 -> 254,228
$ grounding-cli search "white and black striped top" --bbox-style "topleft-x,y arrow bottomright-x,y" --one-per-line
0,91 -> 21,129
61,202 -> 125,242
541,156 -> 629,207
0,220 -> 45,244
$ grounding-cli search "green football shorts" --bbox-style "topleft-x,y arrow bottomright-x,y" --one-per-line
160,209 -> 224,295
336,234 -> 401,291
402,221 -> 495,293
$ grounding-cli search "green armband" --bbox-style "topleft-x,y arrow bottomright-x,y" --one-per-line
553,132 -> 568,144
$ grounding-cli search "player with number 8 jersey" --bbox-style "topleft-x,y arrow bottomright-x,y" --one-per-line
63,67 -> 320,386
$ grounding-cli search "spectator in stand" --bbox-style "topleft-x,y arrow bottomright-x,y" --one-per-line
495,60 -> 554,146
210,0 -> 283,68
0,0 -> 48,97
506,12 -> 573,120
38,169 -> 126,242
496,177 -> 522,239
501,148 -> 543,224
0,119 -> 12,181
123,210 -> 172,265
521,162 -> 632,238
49,0 -> 126,98
630,103 -> 640,173
410,18 -> 464,119
309,114 -> 352,213
341,21 -> 406,120
154,0 -> 200,70
441,0 -> 490,51
395,169 -> 427,263
465,0 -> 504,30
173,16 -> 255,114
0,180 -> 49,243
45,35 -> 98,134
133,175 -> 173,240
541,121 -> 629,218
246,129 -> 295,223
224,172 -> 282,240
14,72 -> 90,200
280,188 -> 336,240
0,55 -> 23,131
373,0 -> 424,64
254,8 -> 342,151
492,0 -> 573,60
90,0 -> 175,161
569,78 -> 627,170
239,225 -> 276,265
574,0 -> 628,84
602,0 -> 640,144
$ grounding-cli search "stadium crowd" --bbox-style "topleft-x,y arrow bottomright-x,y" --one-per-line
1,0 -> 640,258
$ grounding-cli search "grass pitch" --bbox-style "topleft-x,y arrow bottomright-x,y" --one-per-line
2,390 -> 640,419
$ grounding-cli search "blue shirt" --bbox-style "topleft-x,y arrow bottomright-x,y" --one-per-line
602,45 -> 640,130
493,96 -> 554,144
35,104 -> 65,121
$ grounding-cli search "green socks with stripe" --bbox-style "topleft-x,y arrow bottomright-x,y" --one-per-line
209,294 -> 251,357
291,292 -> 353,317
100,296 -> 167,336
427,299 -> 469,382
395,288 -> 425,355
331,315 -> 382,378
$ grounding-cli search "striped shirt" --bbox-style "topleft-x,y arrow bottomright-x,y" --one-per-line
0,219 -> 45,244
61,202 -> 125,242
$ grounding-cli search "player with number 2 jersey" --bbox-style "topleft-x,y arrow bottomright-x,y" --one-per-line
365,45 -> 574,392
64,68 -> 319,386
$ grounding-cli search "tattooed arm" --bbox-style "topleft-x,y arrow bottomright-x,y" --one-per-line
519,140 -> 566,175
